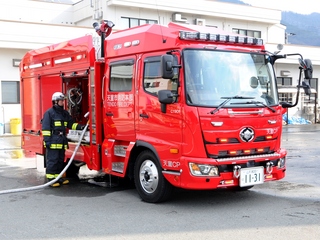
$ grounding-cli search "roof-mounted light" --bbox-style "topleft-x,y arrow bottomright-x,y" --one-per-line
218,35 -> 227,41
54,57 -> 72,64
254,38 -> 263,45
237,36 -> 245,44
246,37 -> 254,44
227,35 -> 236,43
29,63 -> 43,69
179,31 -> 263,45
198,32 -> 207,40
208,34 -> 218,41
179,31 -> 198,40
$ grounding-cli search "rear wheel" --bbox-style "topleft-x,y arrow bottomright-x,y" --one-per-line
134,150 -> 173,203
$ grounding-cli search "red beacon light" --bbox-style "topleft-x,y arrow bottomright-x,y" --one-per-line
92,20 -> 115,58
93,20 -> 115,37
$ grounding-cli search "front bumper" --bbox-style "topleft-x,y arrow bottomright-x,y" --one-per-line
162,150 -> 286,190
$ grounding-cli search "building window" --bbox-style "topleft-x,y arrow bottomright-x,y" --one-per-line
1,81 -> 20,104
12,59 -> 21,67
205,25 -> 218,28
121,17 -> 158,28
232,28 -> 261,38
279,93 -> 293,103
277,77 -> 292,86
109,62 -> 133,92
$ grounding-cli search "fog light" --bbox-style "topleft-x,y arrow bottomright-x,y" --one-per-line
278,157 -> 286,168
224,180 -> 234,185
189,163 -> 219,176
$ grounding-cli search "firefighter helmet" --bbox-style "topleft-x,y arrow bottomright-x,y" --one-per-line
52,92 -> 66,101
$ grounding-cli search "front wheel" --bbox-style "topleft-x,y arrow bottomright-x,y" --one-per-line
134,150 -> 173,203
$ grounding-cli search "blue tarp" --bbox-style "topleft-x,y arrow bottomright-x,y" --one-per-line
282,115 -> 311,125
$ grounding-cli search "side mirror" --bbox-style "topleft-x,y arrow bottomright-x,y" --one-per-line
161,55 -> 174,79
280,101 -> 293,108
298,58 -> 306,69
299,58 -> 313,79
302,81 -> 312,95
158,90 -> 175,113
304,59 -> 313,79
250,77 -> 259,88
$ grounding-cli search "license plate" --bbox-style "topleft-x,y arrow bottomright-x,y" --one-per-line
239,167 -> 264,187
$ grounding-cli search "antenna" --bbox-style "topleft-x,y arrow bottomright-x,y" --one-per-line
155,0 -> 167,43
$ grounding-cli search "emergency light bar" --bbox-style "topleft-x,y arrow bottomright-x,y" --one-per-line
179,31 -> 263,45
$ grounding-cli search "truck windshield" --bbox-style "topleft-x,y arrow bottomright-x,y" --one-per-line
183,49 -> 278,108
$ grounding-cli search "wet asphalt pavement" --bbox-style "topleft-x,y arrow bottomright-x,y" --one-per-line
231,123 -> 320,203
0,124 -> 320,240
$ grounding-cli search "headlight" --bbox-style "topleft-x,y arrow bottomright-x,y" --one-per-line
189,163 -> 219,176
277,157 -> 286,168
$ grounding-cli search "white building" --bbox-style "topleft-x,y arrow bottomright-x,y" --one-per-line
0,0 -> 319,134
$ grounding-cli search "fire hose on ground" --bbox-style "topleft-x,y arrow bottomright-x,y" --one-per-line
0,115 -> 89,195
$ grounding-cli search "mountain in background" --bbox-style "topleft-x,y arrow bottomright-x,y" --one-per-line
217,0 -> 320,46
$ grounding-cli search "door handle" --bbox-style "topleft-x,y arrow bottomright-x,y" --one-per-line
139,113 -> 149,118
106,112 -> 113,116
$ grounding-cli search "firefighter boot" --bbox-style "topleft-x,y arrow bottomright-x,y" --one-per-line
46,174 -> 60,187
59,178 -> 70,185
55,174 -> 69,185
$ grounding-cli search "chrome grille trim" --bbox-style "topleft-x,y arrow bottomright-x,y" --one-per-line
228,109 -> 263,115
162,170 -> 181,176
216,153 -> 280,162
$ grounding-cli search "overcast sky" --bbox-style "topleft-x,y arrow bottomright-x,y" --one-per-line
241,0 -> 320,14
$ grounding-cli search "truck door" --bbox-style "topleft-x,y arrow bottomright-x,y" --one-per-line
137,55 -> 182,163
21,75 -> 62,154
104,58 -> 135,141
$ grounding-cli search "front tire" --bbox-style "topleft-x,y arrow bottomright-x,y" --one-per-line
134,150 -> 173,203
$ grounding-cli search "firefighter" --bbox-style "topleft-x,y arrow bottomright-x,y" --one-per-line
41,92 -> 85,187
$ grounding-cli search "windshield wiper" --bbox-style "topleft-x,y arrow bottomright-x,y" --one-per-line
209,95 -> 254,115
231,100 -> 276,112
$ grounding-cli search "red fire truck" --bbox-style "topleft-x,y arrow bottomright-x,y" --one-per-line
20,21 -> 313,202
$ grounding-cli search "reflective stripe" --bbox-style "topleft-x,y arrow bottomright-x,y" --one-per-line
46,174 -> 55,179
42,130 -> 51,136
72,123 -> 78,130
64,122 -> 67,127
50,144 -> 64,149
54,121 -> 62,126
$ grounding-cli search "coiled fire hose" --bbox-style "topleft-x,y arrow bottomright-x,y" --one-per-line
0,115 -> 89,195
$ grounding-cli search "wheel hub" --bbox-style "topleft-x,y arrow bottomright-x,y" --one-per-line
139,160 -> 159,194
144,171 -> 150,181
